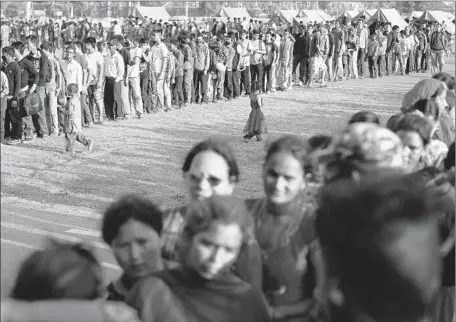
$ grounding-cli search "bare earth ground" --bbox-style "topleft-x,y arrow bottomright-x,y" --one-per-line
1,57 -> 454,296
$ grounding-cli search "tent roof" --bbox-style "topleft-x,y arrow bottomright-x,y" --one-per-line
299,10 -> 325,24
419,10 -> 453,24
355,9 -> 377,20
408,11 -> 423,20
277,10 -> 299,23
131,6 -> 171,21
218,7 -> 250,19
316,9 -> 334,22
342,10 -> 359,19
367,8 -> 408,30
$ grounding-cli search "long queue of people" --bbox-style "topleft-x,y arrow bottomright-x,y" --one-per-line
1,16 -> 451,147
1,71 -> 455,322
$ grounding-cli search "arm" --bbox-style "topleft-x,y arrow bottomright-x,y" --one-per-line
116,55 -> 125,82
204,46 -> 210,73
13,65 -> 21,98
158,45 -> 168,79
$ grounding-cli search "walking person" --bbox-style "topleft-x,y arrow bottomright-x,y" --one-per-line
243,81 -> 267,142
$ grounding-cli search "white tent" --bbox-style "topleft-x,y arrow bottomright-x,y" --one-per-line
419,10 -> 453,24
316,9 -> 335,22
408,11 -> 423,20
342,10 -> 359,19
298,10 -> 325,24
276,10 -> 299,24
367,8 -> 408,30
355,9 -> 377,21
219,7 -> 250,20
131,6 -> 171,21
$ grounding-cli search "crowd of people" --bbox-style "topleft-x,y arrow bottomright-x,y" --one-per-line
1,67 -> 456,321
0,14 -> 452,147
0,11 -> 455,322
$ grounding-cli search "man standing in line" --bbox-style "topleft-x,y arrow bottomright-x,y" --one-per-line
249,30 -> 266,93
74,41 -> 93,126
384,23 -> 394,76
41,42 -> 61,137
278,29 -> 294,91
150,29 -> 169,111
180,33 -> 193,107
430,22 -> 447,74
85,37 -> 105,124
11,41 -> 39,142
236,30 -> 252,96
115,37 -> 132,119
415,25 -> 427,73
357,20 -> 369,79
194,34 -> 209,104
332,22 -> 345,81
103,38 -> 124,121
2,46 -> 22,145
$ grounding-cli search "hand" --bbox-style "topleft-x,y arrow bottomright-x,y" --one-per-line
203,70 -> 207,75
171,78 -> 175,85
123,79 -> 127,87
7,95 -> 13,100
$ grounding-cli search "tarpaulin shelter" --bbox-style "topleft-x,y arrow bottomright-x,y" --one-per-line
355,9 -> 377,21
341,10 -> 359,19
131,6 -> 171,22
316,9 -> 335,22
419,10 -> 453,24
298,10 -> 325,24
270,10 -> 299,25
218,7 -> 250,20
407,11 -> 423,20
367,8 -> 408,30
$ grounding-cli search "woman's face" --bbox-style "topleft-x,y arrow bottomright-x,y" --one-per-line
396,131 -> 425,171
186,221 -> 243,280
263,151 -> 306,205
112,219 -> 162,279
184,151 -> 235,201
434,87 -> 448,111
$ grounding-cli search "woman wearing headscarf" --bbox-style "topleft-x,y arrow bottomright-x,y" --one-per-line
160,138 -> 262,290
402,78 -> 455,146
246,135 -> 326,322
127,195 -> 271,322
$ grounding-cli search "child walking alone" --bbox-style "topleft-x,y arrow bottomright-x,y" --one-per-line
64,83 -> 94,153
243,81 -> 268,142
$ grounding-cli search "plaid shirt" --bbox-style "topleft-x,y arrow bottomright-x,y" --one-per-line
164,52 -> 175,81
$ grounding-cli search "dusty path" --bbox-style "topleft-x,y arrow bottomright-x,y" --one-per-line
2,58 -> 454,296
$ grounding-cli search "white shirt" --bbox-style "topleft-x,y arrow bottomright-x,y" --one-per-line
113,24 -> 122,36
66,59 -> 83,93
86,51 -> 104,85
104,51 -> 124,81
0,71 -> 8,98
150,42 -> 169,74
129,47 -> 142,78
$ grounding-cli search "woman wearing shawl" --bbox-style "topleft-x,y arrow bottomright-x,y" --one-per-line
160,138 -> 262,290
402,78 -> 455,146
246,135 -> 326,322
127,195 -> 271,322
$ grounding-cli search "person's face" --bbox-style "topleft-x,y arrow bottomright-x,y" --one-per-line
263,151 -> 306,205
153,33 -> 161,42
386,25 -> 392,32
253,33 -> 259,40
397,131 -> 425,171
109,43 -> 117,54
284,31 -> 290,39
26,40 -> 37,54
186,221 -> 243,280
241,33 -> 246,40
335,22 -> 340,29
184,151 -> 235,201
66,47 -> 75,60
435,87 -> 448,110
265,34 -> 271,42
112,219 -> 162,279
308,27 -> 313,35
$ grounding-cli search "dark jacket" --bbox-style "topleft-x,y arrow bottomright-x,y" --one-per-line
5,61 -> 22,98
25,50 -> 52,87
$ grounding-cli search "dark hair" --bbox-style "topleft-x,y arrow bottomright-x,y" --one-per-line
11,239 -> 102,301
393,25 -> 399,31
316,173 -> 437,321
139,38 -> 147,45
182,139 -> 240,183
394,114 -> 433,146
265,135 -> 309,175
181,195 -> 253,252
170,37 -> 180,47
67,83 -> 79,96
2,46 -> 15,57
433,72 -> 455,90
386,113 -> 404,132
66,45 -> 76,53
73,41 -> 84,51
348,111 -> 380,125
444,142 -> 455,170
101,194 -> 163,245
84,37 -> 97,48
412,98 -> 440,121
307,135 -> 332,152
11,41 -> 25,55
25,34 -> 38,44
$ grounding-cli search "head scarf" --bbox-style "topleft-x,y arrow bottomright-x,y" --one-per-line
402,79 -> 446,113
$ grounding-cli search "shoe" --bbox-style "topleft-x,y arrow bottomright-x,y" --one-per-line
37,133 -> 45,139
124,114 -> 132,120
87,123 -> 94,128
212,99 -> 217,103
22,137 -> 34,143
137,113 -> 142,119
184,103 -> 189,107
243,133 -> 254,140
256,134 -> 262,141
164,108 -> 171,112
87,139 -> 94,152
6,139 -> 21,145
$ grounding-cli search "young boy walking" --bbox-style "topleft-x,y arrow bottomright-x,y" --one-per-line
63,83 -> 94,153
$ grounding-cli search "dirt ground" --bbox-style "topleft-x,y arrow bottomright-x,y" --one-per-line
1,57 -> 454,296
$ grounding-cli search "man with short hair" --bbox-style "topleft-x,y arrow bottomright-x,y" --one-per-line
430,23 -> 447,73
104,38 -> 124,121
193,34 -> 210,104
332,22 -> 345,81
150,30 -> 169,111
263,32 -> 276,94
73,41 -> 93,126
2,46 -> 22,145
250,30 -> 266,92
115,36 -> 132,119
278,29 -> 294,91
85,37 -> 105,124
236,30 -> 252,95
391,25 -> 404,76
384,23 -> 394,76
11,41 -> 39,142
